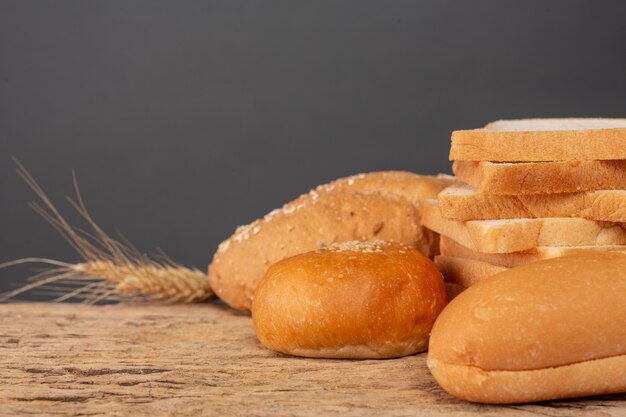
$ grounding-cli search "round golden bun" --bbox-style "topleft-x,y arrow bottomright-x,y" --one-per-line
251,240 -> 448,359
208,171 -> 455,312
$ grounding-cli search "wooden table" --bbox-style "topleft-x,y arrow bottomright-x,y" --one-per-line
1,303 -> 624,416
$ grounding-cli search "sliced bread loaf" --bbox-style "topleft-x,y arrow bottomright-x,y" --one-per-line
438,183 -> 626,222
450,118 -> 626,162
421,200 -> 626,253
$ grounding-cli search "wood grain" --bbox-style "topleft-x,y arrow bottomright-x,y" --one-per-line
0,303 -> 624,416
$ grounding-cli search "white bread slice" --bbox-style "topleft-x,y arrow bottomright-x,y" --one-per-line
438,183 -> 626,222
421,200 -> 626,253
453,160 -> 626,195
434,255 -> 507,287
440,235 -> 626,268
450,118 -> 626,161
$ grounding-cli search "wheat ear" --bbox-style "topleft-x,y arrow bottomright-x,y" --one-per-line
0,158 -> 214,304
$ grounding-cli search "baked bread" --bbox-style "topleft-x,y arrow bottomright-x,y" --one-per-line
438,183 -> 626,222
450,118 -> 626,161
444,282 -> 466,302
427,252 -> 626,403
440,235 -> 626,268
434,255 -> 507,287
252,241 -> 447,358
209,172 -> 454,312
453,160 -> 626,195
422,200 -> 626,253
313,171 -> 455,203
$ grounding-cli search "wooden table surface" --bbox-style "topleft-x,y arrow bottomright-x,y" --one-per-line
1,303 -> 624,417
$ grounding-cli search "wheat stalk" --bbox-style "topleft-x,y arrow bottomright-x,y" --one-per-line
0,158 -> 214,304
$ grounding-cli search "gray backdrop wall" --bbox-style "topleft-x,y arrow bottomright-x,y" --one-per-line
1,0 -> 625,295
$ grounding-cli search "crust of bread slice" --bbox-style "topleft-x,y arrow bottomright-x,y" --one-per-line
434,255 -> 507,287
421,200 -> 626,253
452,160 -> 626,195
439,235 -> 626,268
438,183 -> 626,222
450,118 -> 626,161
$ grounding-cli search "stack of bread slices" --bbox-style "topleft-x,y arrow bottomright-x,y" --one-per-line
422,119 -> 626,288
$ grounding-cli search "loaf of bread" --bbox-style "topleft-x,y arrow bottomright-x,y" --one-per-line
428,252 -> 626,403
453,160 -> 626,195
208,172 -> 454,311
434,255 -> 507,287
438,183 -> 626,222
422,200 -> 626,253
440,235 -> 626,268
252,241 -> 448,358
450,118 -> 626,161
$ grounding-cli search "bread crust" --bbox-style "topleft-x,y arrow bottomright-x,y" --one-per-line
450,118 -> 626,161
453,160 -> 626,195
314,171 -> 455,203
427,252 -> 626,403
252,241 -> 448,359
208,172 -> 453,312
427,355 -> 626,404
438,183 -> 626,222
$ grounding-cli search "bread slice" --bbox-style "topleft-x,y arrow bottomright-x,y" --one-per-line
440,235 -> 626,268
421,200 -> 626,253
435,255 -> 507,287
450,118 -> 626,161
438,183 -> 626,222
453,160 -> 626,195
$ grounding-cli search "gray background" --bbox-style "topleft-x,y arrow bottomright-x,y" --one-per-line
1,0 -> 625,295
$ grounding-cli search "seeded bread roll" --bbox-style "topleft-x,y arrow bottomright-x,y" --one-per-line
252,241 -> 448,358
428,252 -> 626,403
318,171 -> 455,203
208,172 -> 454,312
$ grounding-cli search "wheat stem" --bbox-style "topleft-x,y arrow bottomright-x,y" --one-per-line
0,159 -> 215,304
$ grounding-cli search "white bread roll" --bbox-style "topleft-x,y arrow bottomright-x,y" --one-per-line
427,252 -> 626,403
252,241 -> 448,358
